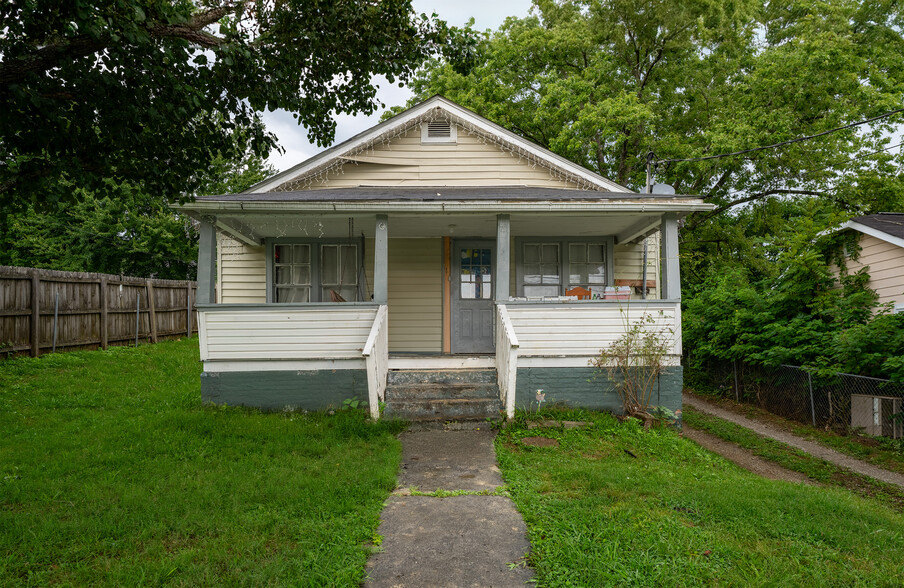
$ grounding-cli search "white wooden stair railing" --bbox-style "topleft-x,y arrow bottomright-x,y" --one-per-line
362,305 -> 389,420
495,304 -> 520,420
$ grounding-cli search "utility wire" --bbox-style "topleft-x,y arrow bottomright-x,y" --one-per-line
655,108 -> 904,165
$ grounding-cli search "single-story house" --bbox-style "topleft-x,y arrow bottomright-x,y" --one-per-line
830,213 -> 904,313
176,96 -> 712,420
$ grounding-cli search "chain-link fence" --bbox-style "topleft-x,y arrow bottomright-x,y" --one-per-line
713,362 -> 903,439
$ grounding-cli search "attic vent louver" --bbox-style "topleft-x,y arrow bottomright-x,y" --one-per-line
421,121 -> 457,144
427,121 -> 451,138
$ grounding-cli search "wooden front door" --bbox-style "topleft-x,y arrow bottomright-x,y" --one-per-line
452,241 -> 495,354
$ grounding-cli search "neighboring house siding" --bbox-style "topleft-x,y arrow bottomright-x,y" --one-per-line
301,128 -> 582,190
385,238 -> 443,352
846,234 -> 904,307
218,234 -> 266,303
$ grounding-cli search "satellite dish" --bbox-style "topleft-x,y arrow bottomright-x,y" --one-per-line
651,183 -> 676,194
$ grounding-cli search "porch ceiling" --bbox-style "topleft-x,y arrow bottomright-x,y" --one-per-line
213,212 -> 664,243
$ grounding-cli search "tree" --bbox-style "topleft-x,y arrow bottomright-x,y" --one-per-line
398,0 -> 904,213
1,0 -> 476,209
0,154 -> 275,280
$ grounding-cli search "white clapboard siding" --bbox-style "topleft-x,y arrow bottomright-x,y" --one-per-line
506,302 -> 680,357
300,128 -> 581,190
200,307 -> 378,361
218,235 -> 266,303
614,232 -> 659,299
845,234 -> 904,307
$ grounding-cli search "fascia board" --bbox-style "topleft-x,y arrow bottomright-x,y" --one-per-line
176,200 -> 715,216
845,221 -> 904,249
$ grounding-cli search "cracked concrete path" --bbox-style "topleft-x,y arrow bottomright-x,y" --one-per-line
365,428 -> 534,588
684,393 -> 904,489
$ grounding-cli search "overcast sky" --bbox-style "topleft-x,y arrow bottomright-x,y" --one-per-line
261,0 -> 534,172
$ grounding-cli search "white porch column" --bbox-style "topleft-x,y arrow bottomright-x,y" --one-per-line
374,214 -> 389,304
660,212 -> 681,300
196,217 -> 217,304
496,214 -> 510,301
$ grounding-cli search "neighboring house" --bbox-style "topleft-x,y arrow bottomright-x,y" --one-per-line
177,96 -> 712,419
830,213 -> 904,313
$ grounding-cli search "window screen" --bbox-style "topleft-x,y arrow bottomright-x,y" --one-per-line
568,243 -> 607,289
522,242 -> 560,297
274,244 -> 311,302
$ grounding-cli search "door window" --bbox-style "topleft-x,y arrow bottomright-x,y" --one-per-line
460,248 -> 492,299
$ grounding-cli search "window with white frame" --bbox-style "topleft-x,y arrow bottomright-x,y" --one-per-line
272,242 -> 359,302
517,238 -> 613,297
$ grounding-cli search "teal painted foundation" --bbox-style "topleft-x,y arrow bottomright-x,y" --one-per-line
201,370 -> 367,411
514,366 -> 683,414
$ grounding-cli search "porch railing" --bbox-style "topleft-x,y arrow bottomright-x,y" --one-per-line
197,304 -> 379,361
362,304 -> 389,420
504,300 -> 681,358
495,304 -> 520,420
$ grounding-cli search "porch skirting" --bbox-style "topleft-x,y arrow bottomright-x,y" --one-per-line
514,366 -> 683,414
201,369 -> 368,411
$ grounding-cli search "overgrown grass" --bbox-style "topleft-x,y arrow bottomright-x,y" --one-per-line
684,406 -> 904,512
497,409 -> 904,587
0,339 -> 405,586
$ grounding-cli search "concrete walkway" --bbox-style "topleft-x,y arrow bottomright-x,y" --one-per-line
365,427 -> 534,587
684,393 -> 904,490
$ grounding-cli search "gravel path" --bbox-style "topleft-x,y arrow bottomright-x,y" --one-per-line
683,393 -> 904,490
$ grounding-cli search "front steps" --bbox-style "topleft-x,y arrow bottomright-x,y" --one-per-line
383,369 -> 502,421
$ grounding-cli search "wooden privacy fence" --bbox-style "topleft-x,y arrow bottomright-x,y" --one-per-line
0,266 -> 197,357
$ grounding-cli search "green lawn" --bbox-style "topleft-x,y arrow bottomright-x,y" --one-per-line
0,339 -> 405,586
497,410 -> 904,587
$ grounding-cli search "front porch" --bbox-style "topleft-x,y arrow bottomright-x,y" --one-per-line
193,207 -> 686,419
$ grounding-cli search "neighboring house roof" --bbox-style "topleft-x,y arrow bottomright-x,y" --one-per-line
245,95 -> 633,194
837,213 -> 904,249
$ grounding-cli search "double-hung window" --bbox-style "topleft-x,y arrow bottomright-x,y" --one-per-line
270,241 -> 360,302
516,238 -> 613,297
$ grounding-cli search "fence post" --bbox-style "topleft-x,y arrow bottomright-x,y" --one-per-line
135,291 -> 140,347
146,280 -> 158,343
733,360 -> 740,403
99,277 -> 109,349
808,371 -> 816,427
30,270 -> 40,357
186,282 -> 193,337
52,291 -> 59,353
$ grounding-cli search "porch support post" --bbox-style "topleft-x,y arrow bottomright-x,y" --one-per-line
496,214 -> 510,301
374,214 -> 389,304
197,216 -> 217,305
660,212 -> 681,300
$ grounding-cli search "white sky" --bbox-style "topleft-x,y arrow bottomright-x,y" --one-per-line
261,0 -> 534,172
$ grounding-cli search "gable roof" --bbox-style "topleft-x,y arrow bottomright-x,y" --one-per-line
837,213 -> 904,249
247,95 -> 632,194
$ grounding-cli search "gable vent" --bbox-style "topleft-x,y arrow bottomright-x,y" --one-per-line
421,121 -> 457,144
427,121 -> 451,138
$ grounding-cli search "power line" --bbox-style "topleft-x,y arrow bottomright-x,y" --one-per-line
654,108 -> 904,165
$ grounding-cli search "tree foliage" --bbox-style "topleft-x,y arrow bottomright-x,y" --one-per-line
1,0 -> 476,209
0,154 -> 274,280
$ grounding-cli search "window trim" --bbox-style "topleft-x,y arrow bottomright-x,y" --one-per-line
266,238 -> 362,303
514,236 -> 615,297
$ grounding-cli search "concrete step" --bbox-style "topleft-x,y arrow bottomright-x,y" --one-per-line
387,368 -> 497,387
385,382 -> 499,401
383,398 -> 503,422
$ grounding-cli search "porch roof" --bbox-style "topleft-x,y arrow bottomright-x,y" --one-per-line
179,186 -> 714,217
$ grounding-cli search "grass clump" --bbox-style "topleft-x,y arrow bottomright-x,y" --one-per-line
497,409 -> 904,587
0,338 -> 405,586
